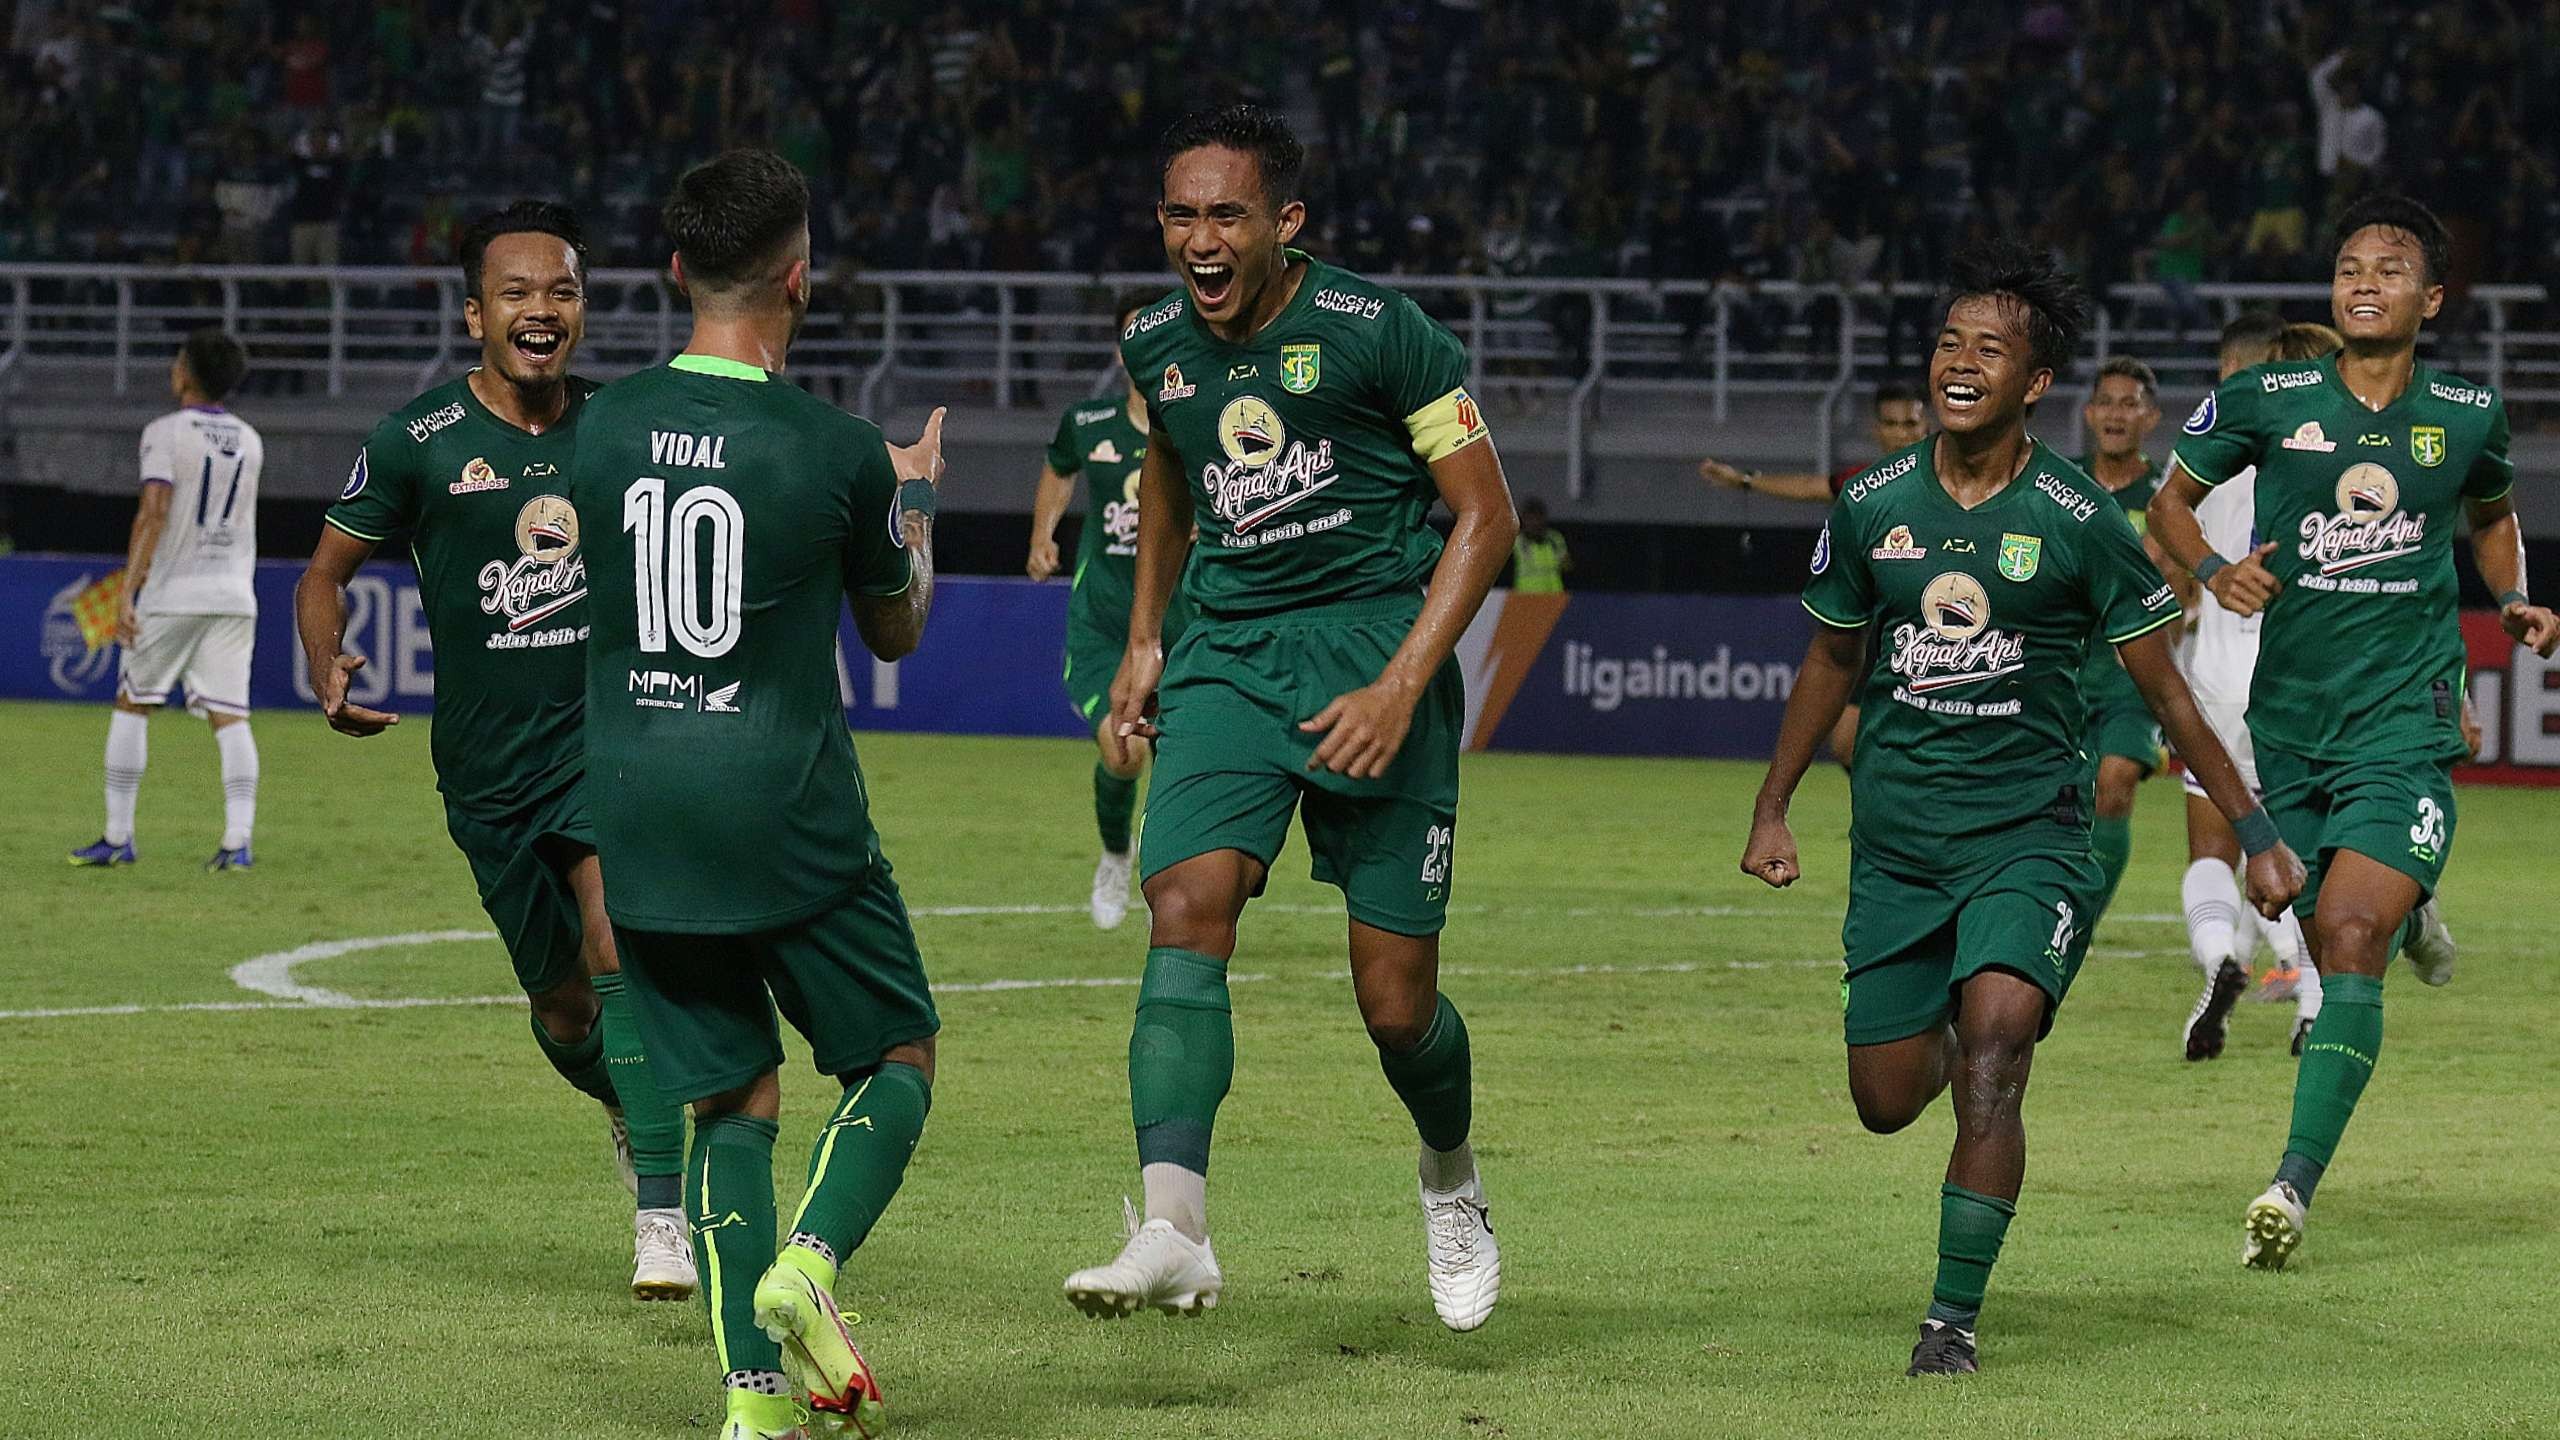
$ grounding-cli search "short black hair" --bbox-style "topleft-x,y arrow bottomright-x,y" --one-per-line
2332,192 -> 2452,287
180,327 -> 248,401
1873,379 -> 1924,411
1159,103 -> 1305,210
459,200 -> 589,301
2093,355 -> 2159,405
1942,238 -> 2090,376
664,148 -> 811,292
2218,308 -> 2286,361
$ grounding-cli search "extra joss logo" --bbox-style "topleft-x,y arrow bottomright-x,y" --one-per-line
451,456 -> 510,494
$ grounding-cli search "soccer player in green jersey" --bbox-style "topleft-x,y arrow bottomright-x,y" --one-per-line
2071,356 -> 2179,945
1061,105 -> 1520,1333
292,201 -> 695,1304
1742,241 -> 2304,1375
1027,294 -> 1194,930
2148,195 -> 2560,1271
571,149 -> 949,1440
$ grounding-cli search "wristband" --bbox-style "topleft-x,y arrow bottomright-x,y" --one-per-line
2497,588 -> 2529,610
2192,553 -> 2228,585
2232,806 -> 2282,858
898,477 -> 938,519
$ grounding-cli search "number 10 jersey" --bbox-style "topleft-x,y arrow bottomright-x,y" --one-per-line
572,355 -> 913,934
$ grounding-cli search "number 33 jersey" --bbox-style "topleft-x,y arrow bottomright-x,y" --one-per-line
572,355 -> 913,934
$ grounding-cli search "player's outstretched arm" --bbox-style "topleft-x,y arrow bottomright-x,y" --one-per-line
1742,624 -> 1861,888
1109,428 -> 1193,744
2466,495 -> 2560,658
856,407 -> 947,661
1301,439 -> 1517,780
1699,456 -> 1835,505
2119,628 -> 2304,916
2150,464 -> 2280,617
116,481 -> 173,643
1027,463 -> 1072,581
294,524 -> 401,736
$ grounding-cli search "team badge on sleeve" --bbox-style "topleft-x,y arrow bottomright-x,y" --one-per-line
2183,394 -> 2216,436
340,450 -> 369,500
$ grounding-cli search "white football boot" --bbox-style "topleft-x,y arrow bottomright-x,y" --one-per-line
2242,1181 -> 2307,1270
2403,899 -> 2456,987
1064,1199 -> 1222,1318
1420,1173 -> 1501,1332
1090,850 -> 1133,930
632,1207 -> 699,1301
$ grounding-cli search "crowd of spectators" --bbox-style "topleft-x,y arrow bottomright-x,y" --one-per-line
4,0 -> 2557,320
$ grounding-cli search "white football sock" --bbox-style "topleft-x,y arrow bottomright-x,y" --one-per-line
2257,902 -> 2305,969
1141,1161 -> 1209,1243
216,720 -> 259,851
2292,941 -> 2322,1020
1419,1139 -> 1477,1193
103,709 -> 148,845
2181,858 -> 2243,975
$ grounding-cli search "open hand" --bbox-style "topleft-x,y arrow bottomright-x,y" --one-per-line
2500,600 -> 2559,658
887,406 -> 948,486
318,653 -> 400,737
1299,681 -> 1418,779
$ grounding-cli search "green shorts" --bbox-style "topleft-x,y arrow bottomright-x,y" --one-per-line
1062,591 -> 1193,730
2087,695 -> 2165,775
2255,742 -> 2456,920
611,855 -> 941,1104
1139,592 -> 1462,937
443,772 -> 595,996
1839,843 -> 2105,1046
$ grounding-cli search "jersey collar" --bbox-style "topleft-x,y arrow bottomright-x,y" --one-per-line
670,353 -> 772,382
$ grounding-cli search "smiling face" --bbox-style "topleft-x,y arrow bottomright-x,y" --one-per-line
2081,372 -> 2158,460
465,231 -> 586,387
2331,224 -> 2441,348
1929,295 -> 2050,438
1159,145 -> 1304,333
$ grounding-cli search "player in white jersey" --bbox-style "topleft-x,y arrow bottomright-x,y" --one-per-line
2171,315 -> 2330,1057
69,330 -> 266,871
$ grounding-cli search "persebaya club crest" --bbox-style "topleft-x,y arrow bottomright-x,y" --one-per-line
1997,532 -> 2043,582
1281,343 -> 1322,394
2410,426 -> 2446,468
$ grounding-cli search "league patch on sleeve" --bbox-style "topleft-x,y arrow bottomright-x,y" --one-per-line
2182,394 -> 2217,436
1810,524 -> 1831,575
340,449 -> 369,501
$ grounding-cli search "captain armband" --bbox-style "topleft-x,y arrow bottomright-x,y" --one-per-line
1404,386 -> 1491,464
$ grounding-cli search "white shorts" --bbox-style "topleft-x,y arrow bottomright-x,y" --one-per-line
2180,689 -> 2256,799
120,612 -> 254,717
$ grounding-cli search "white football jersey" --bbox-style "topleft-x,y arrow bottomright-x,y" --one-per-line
2181,462 -> 2260,708
136,406 -> 263,616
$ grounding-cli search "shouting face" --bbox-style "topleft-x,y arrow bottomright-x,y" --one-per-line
1159,145 -> 1305,335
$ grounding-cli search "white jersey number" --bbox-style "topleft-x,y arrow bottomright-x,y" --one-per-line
623,478 -> 745,658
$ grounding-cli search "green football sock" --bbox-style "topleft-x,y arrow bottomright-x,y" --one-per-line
2280,971 -> 2385,1206
1378,993 -> 1473,1154
2089,813 -> 2134,922
528,1009 -> 616,1107
1094,763 -> 1138,855
783,1062 -> 931,1272
591,972 -> 686,1209
1130,947 -> 1234,1174
1927,1182 -> 2016,1329
689,1113 -> 784,1380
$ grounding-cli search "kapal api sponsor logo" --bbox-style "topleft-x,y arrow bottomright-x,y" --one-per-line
2300,462 -> 2425,577
479,494 -> 587,635
1887,572 -> 2028,696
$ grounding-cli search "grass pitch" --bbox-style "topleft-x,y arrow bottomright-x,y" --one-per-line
2,699 -> 2553,1438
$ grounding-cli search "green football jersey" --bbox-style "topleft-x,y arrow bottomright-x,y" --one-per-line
1118,251 -> 1490,618
1804,439 -> 2183,873
2071,452 -> 2160,711
324,373 -> 599,816
1044,396 -> 1148,623
572,355 -> 914,934
2170,356 -> 2513,762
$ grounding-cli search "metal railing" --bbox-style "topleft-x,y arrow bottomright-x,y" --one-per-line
0,265 -> 2551,498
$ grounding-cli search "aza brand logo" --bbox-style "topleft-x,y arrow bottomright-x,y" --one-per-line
479,494 -> 587,632
450,456 -> 509,494
1888,572 -> 2026,694
2300,462 -> 2424,577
